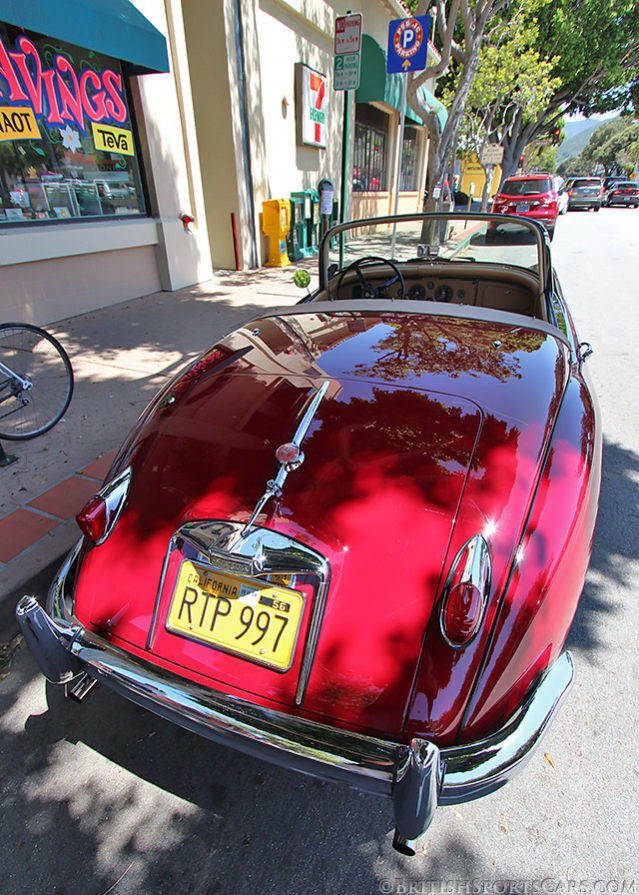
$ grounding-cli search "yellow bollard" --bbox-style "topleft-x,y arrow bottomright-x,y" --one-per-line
262,199 -> 291,267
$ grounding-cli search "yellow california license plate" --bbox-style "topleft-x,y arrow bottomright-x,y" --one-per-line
166,560 -> 305,671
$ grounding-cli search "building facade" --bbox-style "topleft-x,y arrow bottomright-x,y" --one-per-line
0,0 -> 443,324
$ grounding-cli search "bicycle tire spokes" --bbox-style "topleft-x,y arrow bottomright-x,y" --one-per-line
0,324 -> 73,441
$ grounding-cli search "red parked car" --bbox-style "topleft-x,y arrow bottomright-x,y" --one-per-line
491,173 -> 560,239
18,212 -> 601,855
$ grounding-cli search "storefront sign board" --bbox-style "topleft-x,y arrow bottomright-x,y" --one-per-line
0,106 -> 40,140
92,122 -> 134,156
296,63 -> 327,148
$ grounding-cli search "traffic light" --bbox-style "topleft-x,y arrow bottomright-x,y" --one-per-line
552,127 -> 561,145
518,154 -> 524,168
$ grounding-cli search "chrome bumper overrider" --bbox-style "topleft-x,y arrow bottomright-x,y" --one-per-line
16,549 -> 574,851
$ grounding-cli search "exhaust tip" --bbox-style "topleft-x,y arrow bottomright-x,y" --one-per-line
392,830 -> 417,856
67,672 -> 98,703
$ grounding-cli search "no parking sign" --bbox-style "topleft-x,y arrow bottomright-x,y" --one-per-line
387,16 -> 430,73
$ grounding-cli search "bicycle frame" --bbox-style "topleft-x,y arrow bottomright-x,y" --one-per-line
0,358 -> 33,394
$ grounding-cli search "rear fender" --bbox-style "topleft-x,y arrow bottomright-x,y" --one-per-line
459,374 -> 601,740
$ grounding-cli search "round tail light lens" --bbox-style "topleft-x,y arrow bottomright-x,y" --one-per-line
442,582 -> 484,645
440,535 -> 492,648
75,467 -> 132,544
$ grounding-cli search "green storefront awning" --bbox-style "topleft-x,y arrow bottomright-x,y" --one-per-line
0,0 -> 169,74
356,34 -> 448,130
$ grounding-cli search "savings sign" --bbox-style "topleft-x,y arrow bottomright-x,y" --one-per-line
0,29 -> 132,149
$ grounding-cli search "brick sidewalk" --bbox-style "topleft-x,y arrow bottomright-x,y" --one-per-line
0,449 -> 116,567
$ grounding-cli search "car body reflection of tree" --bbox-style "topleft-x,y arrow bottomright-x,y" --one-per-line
349,319 -> 545,383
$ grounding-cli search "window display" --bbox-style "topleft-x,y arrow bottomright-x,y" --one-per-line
353,104 -> 390,192
400,126 -> 418,191
0,22 -> 146,224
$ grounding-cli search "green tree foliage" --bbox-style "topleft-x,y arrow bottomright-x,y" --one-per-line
524,143 -> 558,174
405,0 -> 512,211
450,10 -> 560,207
499,0 -> 639,178
577,117 -> 639,174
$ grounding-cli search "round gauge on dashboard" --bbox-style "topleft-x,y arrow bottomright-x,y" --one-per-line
408,283 -> 426,300
434,284 -> 453,303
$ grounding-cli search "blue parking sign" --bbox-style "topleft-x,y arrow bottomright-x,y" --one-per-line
387,16 -> 430,73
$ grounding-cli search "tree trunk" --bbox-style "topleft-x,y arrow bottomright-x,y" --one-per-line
409,29 -> 484,215
479,164 -> 494,211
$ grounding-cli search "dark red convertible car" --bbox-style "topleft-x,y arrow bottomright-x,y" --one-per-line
18,213 -> 601,854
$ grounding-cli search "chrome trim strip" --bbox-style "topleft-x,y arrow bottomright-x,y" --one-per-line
46,538 -> 83,620
146,533 -> 179,650
240,381 -> 329,539
94,466 -> 132,545
17,585 -> 575,836
318,212 -> 548,294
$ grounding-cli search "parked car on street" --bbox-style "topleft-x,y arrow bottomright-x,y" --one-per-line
490,174 -> 559,238
18,212 -> 601,856
603,180 -> 639,207
603,175 -> 628,192
565,176 -> 604,211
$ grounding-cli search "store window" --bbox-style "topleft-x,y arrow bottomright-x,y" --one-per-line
400,126 -> 419,191
353,104 -> 389,192
0,23 -> 146,224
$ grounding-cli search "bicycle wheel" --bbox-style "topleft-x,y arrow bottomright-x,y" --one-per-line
0,323 -> 73,440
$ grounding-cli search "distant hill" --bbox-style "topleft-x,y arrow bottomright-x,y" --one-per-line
557,119 -> 604,164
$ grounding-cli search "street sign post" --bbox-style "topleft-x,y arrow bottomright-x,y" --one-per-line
334,13 -> 363,266
334,14 -> 362,91
387,16 -> 430,255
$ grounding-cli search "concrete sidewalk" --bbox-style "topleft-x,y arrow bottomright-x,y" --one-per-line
0,264 -> 315,633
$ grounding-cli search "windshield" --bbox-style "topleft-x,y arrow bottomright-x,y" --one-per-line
572,178 -> 601,188
501,178 -> 552,195
321,213 -> 545,290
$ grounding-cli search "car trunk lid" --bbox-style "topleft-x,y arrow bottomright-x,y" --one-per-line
73,310 -> 568,738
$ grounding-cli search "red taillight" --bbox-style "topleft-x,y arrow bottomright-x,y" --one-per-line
74,467 -> 132,544
440,535 -> 492,649
76,496 -> 108,542
442,582 -> 484,646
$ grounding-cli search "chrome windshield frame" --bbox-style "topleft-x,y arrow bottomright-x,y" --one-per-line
318,212 -> 549,298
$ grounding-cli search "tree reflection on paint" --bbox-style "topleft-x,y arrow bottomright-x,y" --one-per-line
349,318 -> 546,383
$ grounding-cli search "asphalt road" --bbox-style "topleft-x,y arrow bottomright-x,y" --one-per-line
1,207 -> 638,895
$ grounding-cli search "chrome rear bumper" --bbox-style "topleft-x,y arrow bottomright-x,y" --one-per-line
16,554 -> 574,851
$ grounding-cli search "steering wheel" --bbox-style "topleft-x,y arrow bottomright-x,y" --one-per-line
333,256 -> 406,301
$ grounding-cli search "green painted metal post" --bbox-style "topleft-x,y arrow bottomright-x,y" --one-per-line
338,9 -> 353,269
339,83 -> 350,269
